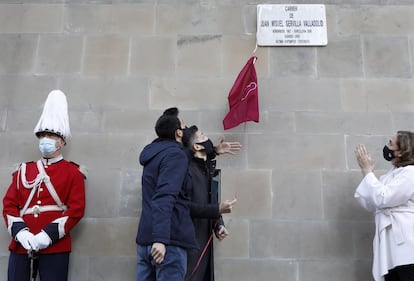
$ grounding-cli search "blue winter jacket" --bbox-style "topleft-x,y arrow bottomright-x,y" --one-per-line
136,138 -> 198,250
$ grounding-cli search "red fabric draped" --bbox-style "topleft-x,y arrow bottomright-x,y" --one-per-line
223,56 -> 259,130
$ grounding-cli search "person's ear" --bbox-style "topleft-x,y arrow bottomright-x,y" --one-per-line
176,129 -> 183,138
56,138 -> 64,150
193,143 -> 204,151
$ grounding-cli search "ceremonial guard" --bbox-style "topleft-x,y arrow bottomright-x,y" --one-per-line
2,90 -> 86,281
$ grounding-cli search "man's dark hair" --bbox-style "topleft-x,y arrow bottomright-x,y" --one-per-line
163,107 -> 179,117
182,125 -> 198,149
155,114 -> 181,140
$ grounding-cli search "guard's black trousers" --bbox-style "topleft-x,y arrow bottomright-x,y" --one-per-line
7,251 -> 69,281
385,264 -> 414,281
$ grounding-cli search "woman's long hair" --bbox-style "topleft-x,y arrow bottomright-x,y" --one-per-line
394,131 -> 414,167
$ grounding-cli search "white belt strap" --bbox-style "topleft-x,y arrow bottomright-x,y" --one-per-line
23,205 -> 65,215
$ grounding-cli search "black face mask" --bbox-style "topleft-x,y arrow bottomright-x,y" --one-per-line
196,139 -> 215,156
383,145 -> 396,161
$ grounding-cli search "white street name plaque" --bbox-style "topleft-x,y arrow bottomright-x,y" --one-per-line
257,4 -> 328,46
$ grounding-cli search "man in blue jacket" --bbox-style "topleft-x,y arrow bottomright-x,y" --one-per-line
136,113 -> 198,281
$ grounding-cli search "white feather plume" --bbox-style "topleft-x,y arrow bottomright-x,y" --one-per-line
33,90 -> 71,140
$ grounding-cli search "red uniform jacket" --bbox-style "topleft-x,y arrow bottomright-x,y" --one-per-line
2,158 -> 86,254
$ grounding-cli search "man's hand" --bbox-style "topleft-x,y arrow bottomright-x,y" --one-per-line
219,197 -> 237,214
151,242 -> 166,265
215,225 -> 229,241
215,137 -> 242,155
33,231 -> 52,251
15,229 -> 37,251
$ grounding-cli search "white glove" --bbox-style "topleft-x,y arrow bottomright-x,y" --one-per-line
34,231 -> 52,251
15,229 -> 36,251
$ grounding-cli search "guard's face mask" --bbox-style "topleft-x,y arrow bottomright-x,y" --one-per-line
39,137 -> 57,156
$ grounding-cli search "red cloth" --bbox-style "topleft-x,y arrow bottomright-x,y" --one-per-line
223,56 -> 259,130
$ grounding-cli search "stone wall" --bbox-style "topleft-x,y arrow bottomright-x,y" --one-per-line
1,1 -> 414,280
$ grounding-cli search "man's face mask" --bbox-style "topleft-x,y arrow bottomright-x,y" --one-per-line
196,139 -> 215,155
383,145 -> 396,161
39,137 -> 57,156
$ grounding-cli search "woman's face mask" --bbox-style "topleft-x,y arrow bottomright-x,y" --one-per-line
383,145 -> 396,161
39,137 -> 57,156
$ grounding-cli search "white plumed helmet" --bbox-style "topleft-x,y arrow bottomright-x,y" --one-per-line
33,90 -> 71,142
